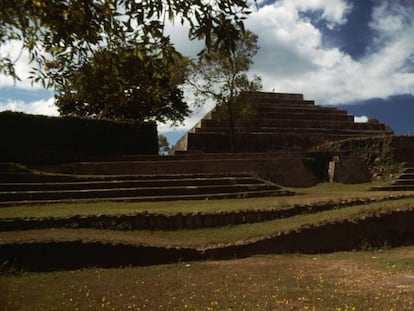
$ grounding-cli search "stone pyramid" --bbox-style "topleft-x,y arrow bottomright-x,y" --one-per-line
173,91 -> 393,153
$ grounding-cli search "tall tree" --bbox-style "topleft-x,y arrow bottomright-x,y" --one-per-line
1,0 -> 253,88
55,45 -> 190,123
158,134 -> 171,155
189,30 -> 262,151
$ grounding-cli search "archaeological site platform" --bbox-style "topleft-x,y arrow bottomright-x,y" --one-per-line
1,92 -> 401,205
173,91 -> 392,153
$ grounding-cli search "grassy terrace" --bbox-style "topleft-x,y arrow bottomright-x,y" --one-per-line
1,198 -> 414,248
1,183 -> 414,248
1,183 -> 414,310
0,182 -> 401,218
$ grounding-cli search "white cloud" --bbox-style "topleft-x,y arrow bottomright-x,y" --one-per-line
354,115 -> 368,123
162,0 -> 362,133
0,40 -> 45,89
3,0 -> 414,136
289,0 -> 352,27
0,97 -> 58,116
164,20 -> 204,57
246,0 -> 414,105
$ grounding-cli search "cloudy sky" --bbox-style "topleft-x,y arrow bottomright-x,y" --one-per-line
1,0 -> 414,144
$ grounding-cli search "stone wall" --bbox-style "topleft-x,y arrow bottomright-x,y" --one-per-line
36,152 -> 320,187
2,206 -> 414,271
328,156 -> 371,184
2,194 -> 411,232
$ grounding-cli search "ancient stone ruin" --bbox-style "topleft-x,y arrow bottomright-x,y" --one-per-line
173,91 -> 392,153
0,92 -> 403,206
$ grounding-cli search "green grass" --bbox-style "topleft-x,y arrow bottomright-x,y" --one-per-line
2,183 -> 414,310
2,197 -> 414,248
0,182 -> 403,219
1,246 -> 414,310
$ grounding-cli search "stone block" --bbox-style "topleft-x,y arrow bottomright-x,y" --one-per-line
328,156 -> 371,184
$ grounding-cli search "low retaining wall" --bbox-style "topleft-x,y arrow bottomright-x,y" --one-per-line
2,208 -> 414,271
0,242 -> 202,272
36,155 -> 319,187
2,195 -> 412,232
205,208 -> 414,259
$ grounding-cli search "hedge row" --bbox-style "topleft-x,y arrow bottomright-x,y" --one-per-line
0,111 -> 158,164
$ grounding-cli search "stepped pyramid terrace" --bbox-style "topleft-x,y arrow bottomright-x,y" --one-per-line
173,91 -> 392,153
2,91 -> 409,206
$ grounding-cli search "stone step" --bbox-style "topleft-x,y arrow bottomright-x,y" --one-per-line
35,158 -> 303,176
392,179 -> 414,185
251,99 -> 314,105
6,157 -> 317,188
0,189 -> 291,206
234,100 -> 318,111
252,110 -> 349,119
195,126 -> 390,135
251,105 -> 346,114
397,173 -> 414,180
0,163 -> 31,173
0,172 -> 79,183
0,183 -> 277,202
210,112 -> 353,122
186,132 -> 390,153
371,162 -> 414,191
0,176 -> 261,191
0,171 -> 255,183
249,91 -> 304,101
403,168 -> 414,174
199,118 -> 387,130
372,185 -> 414,191
33,152 -> 300,165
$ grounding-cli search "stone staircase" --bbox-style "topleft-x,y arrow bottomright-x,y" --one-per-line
371,137 -> 414,191
31,152 -> 320,187
0,163 -> 292,206
373,164 -> 414,191
173,92 -> 392,153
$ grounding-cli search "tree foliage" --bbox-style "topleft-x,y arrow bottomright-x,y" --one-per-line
55,45 -> 190,123
1,0 -> 253,87
158,134 -> 171,155
189,30 -> 262,150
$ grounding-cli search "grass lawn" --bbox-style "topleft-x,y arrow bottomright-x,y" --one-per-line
1,183 -> 414,310
2,196 -> 414,248
1,246 -> 414,310
0,182 -> 406,219
1,183 -> 414,249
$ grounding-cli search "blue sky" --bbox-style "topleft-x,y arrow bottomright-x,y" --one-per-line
1,0 -> 413,145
